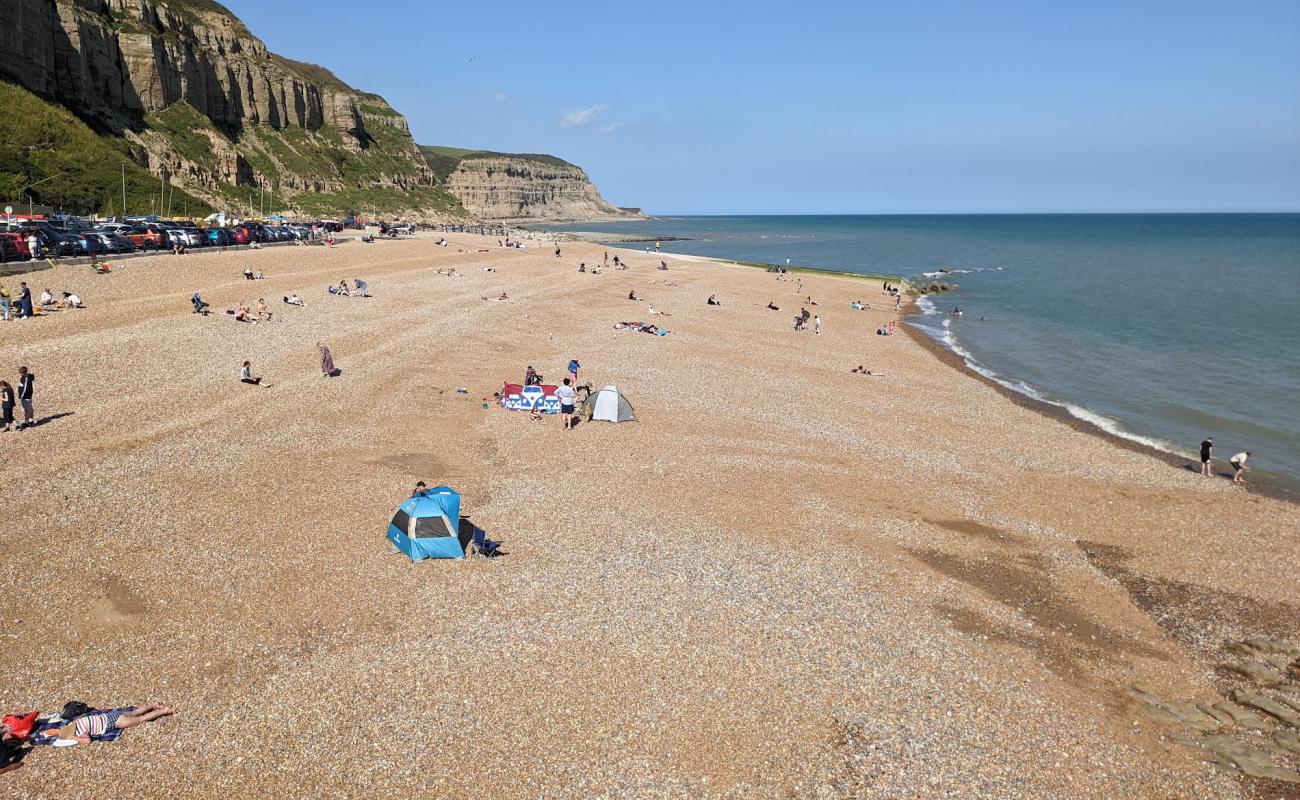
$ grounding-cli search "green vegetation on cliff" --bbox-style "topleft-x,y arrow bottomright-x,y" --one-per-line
419,145 -> 575,182
0,81 -> 211,216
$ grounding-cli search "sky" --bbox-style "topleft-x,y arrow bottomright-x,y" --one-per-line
223,0 -> 1300,214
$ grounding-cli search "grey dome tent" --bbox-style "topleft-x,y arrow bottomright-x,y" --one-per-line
584,385 -> 635,422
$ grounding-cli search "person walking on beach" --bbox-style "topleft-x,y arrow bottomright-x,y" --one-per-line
18,282 -> 33,319
1200,436 -> 1214,477
318,342 -> 336,377
814,314 -> 821,335
556,378 -> 577,430
16,367 -> 33,429
1229,451 -> 1252,484
567,358 -> 581,384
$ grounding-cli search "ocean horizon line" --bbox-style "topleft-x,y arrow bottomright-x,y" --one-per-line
626,209 -> 1300,218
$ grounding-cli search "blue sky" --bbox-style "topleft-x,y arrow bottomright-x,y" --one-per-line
224,0 -> 1299,214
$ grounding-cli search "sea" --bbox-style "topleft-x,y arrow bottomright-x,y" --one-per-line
537,214 -> 1300,496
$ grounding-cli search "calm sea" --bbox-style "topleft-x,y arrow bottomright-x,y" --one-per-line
539,214 -> 1300,495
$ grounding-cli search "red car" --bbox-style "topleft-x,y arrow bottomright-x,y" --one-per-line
0,232 -> 32,260
228,227 -> 251,245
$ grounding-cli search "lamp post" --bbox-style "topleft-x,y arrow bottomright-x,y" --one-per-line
17,170 -> 68,222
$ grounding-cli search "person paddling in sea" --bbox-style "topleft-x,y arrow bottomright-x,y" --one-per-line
1229,450 -> 1252,485
1200,436 -> 1214,477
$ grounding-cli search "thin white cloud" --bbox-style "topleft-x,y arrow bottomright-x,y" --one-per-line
597,121 -> 630,134
561,105 -> 607,128
492,92 -> 507,104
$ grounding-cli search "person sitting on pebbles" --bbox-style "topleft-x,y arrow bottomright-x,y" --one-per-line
257,299 -> 273,321
707,294 -> 721,306
628,290 -> 638,301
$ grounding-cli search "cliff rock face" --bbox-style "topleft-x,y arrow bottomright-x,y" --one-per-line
441,154 -> 640,222
0,0 -> 448,216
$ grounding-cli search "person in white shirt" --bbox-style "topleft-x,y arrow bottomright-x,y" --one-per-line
555,378 -> 577,430
1229,451 -> 1252,484
814,315 -> 821,335
26,234 -> 40,259
39,288 -> 55,306
62,292 -> 83,308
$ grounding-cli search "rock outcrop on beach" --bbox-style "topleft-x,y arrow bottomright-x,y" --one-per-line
422,148 -> 642,222
0,1 -> 627,220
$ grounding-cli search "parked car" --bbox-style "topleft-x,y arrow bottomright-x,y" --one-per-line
205,228 -> 233,247
226,227 -> 250,245
166,229 -> 199,248
23,229 -> 80,258
96,223 -> 133,236
0,232 -> 32,261
104,233 -> 136,253
75,233 -> 110,256
0,236 -> 25,263
124,227 -> 166,250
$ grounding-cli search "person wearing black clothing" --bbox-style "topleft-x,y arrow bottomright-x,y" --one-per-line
16,367 -> 33,429
0,380 -> 14,432
1200,436 -> 1214,477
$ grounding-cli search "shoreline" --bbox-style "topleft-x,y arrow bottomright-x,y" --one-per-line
900,314 -> 1298,504
602,238 -> 1293,503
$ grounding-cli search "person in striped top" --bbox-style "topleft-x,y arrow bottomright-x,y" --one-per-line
52,702 -> 175,745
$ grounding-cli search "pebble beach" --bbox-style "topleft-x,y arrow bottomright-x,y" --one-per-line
1,233 -> 1297,799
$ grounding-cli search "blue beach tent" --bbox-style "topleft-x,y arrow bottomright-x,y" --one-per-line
387,486 -> 464,560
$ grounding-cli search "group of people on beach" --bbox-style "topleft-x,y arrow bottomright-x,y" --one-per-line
0,283 -> 85,320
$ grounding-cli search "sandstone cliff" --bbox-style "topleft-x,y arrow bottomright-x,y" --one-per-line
0,0 -> 454,217
426,148 -> 642,223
